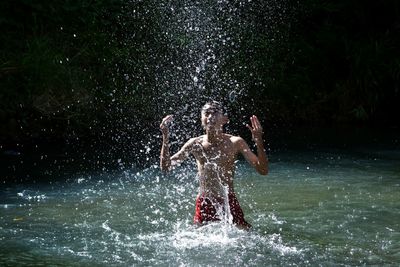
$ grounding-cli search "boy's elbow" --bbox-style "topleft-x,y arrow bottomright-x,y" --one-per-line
256,160 -> 268,175
160,165 -> 170,172
160,161 -> 170,172
258,169 -> 268,175
160,157 -> 172,172
256,165 -> 268,175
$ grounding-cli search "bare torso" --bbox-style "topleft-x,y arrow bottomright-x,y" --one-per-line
190,134 -> 240,198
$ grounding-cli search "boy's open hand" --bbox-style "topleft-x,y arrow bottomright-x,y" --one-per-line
246,115 -> 263,142
160,115 -> 173,135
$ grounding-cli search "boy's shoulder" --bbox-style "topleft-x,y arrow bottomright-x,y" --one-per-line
223,134 -> 247,148
187,135 -> 204,144
225,134 -> 244,142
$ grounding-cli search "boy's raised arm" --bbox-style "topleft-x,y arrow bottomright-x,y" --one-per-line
160,115 -> 193,172
238,115 -> 268,175
160,115 -> 173,171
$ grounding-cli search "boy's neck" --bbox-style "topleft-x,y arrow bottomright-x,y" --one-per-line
205,128 -> 224,143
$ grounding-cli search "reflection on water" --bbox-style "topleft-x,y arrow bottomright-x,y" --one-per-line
1,148 -> 399,266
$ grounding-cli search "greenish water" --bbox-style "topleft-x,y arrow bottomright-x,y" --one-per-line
1,147 -> 399,266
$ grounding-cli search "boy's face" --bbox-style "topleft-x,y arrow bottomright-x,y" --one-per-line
201,104 -> 228,130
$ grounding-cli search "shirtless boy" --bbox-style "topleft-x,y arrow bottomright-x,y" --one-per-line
160,101 -> 268,229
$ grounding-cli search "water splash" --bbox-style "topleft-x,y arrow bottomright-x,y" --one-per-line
2,148 -> 400,265
17,190 -> 47,202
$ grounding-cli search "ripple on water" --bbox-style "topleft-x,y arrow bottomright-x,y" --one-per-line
1,148 -> 399,266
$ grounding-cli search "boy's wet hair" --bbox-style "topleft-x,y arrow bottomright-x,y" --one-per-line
201,100 -> 228,116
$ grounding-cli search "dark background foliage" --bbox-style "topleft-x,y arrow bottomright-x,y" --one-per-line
1,0 -> 399,175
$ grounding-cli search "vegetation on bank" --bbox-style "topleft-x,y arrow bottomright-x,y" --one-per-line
1,0 -> 399,155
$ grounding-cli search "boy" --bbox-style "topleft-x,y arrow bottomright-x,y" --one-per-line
160,101 -> 268,229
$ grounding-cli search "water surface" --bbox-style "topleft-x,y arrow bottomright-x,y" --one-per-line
1,147 -> 399,266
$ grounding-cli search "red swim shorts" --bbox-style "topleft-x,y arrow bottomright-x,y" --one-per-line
193,192 -> 251,228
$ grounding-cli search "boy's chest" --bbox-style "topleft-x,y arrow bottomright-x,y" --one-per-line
192,140 -> 237,164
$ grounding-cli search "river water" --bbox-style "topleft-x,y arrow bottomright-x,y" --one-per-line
1,145 -> 399,266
